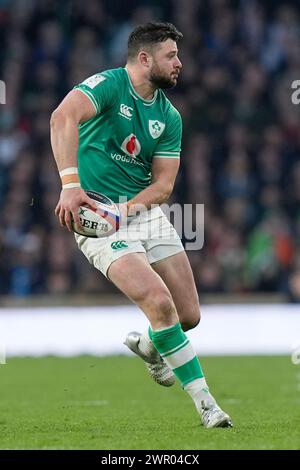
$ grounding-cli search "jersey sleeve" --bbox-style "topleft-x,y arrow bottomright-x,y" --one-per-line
73,73 -> 117,115
153,107 -> 182,159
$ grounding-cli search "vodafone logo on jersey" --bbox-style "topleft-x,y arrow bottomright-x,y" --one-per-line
121,134 -> 141,158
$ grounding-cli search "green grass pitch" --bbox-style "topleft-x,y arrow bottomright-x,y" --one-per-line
0,355 -> 299,450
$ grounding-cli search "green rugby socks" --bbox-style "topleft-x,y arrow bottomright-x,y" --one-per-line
149,322 -> 204,388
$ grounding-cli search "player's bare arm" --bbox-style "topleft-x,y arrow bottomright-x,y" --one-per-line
50,90 -> 97,231
126,157 -> 180,216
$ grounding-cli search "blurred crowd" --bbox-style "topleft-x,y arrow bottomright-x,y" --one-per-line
1,0 -> 300,301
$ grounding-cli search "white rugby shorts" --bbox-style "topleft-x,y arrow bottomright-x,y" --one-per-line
75,206 -> 184,278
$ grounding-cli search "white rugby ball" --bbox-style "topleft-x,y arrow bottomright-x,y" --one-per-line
71,190 -> 120,238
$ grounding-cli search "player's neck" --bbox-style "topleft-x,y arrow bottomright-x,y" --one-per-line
125,65 -> 156,101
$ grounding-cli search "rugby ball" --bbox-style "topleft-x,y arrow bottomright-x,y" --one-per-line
71,190 -> 120,238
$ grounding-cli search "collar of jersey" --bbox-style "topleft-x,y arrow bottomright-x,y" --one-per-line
124,68 -> 158,105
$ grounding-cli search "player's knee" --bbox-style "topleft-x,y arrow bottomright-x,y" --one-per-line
181,309 -> 201,331
132,288 -> 177,324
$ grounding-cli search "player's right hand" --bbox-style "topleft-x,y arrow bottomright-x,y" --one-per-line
55,187 -> 97,232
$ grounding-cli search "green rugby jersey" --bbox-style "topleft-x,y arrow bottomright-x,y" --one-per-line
74,67 -> 182,203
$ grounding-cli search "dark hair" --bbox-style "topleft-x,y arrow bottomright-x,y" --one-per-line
127,22 -> 183,61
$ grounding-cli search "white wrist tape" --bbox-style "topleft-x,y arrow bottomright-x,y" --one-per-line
60,167 -> 80,189
59,167 -> 79,177
62,182 -> 81,189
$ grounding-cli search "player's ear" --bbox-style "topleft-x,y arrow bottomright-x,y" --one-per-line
139,51 -> 152,68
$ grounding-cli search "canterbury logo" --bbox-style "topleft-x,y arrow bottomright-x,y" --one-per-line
119,104 -> 133,119
111,240 -> 128,250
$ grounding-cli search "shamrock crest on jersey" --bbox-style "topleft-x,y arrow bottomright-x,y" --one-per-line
121,134 -> 141,158
149,120 -> 165,139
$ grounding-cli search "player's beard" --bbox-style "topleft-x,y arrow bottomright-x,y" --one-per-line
149,62 -> 178,89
